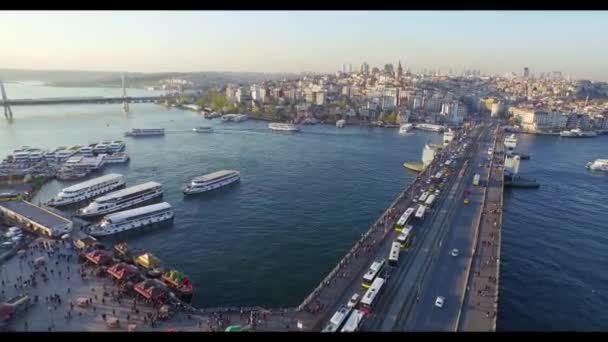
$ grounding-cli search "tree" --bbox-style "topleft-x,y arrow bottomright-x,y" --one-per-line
384,112 -> 398,124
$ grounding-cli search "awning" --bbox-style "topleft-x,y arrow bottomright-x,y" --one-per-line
225,325 -> 242,332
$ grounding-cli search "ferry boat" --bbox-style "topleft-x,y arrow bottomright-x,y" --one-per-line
221,114 -> 249,122
78,146 -> 95,157
12,151 -> 30,163
269,122 -> 300,132
47,173 -> 125,206
55,149 -> 76,162
108,141 -> 126,153
336,119 -> 346,128
586,159 -> 608,172
88,202 -> 174,237
183,170 -> 240,195
443,130 -> 454,146
100,153 -> 130,164
193,126 -> 213,133
93,142 -> 111,154
78,181 -> 163,218
28,151 -> 43,163
504,134 -> 517,151
560,128 -> 597,138
125,128 -> 165,137
414,123 -> 444,132
399,123 -> 413,134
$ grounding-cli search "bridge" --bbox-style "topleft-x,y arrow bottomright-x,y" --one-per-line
0,76 -> 179,121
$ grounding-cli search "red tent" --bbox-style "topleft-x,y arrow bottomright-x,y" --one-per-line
107,263 -> 139,281
0,304 -> 15,321
133,279 -> 168,301
85,250 -> 114,265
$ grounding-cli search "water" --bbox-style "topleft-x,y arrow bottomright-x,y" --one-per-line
2,83 -> 607,330
0,82 -> 440,308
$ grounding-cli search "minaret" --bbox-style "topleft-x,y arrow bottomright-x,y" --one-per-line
122,74 -> 129,113
396,60 -> 403,82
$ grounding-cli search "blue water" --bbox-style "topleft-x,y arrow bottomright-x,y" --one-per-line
2,83 -> 608,330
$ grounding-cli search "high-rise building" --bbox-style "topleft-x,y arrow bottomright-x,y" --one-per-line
384,63 -> 395,76
342,64 -> 347,73
523,67 -> 530,78
348,64 -> 352,73
396,61 -> 403,82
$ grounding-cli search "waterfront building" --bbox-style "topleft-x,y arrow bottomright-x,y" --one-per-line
510,107 -> 568,132
0,200 -> 73,237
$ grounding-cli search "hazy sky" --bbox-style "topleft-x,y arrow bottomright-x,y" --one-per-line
2,11 -> 608,80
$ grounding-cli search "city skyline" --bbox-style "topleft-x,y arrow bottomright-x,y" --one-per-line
1,11 -> 608,81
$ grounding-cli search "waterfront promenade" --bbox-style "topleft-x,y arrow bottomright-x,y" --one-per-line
458,125 -> 505,331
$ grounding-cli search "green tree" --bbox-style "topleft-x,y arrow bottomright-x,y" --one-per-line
384,112 -> 397,124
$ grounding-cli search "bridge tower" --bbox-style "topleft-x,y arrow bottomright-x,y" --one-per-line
122,74 -> 130,113
0,80 -> 13,120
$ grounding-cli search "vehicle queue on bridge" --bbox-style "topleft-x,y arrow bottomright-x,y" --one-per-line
320,125 -> 475,332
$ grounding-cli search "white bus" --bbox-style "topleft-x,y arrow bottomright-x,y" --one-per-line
322,306 -> 352,332
418,191 -> 430,203
362,258 -> 385,288
397,225 -> 413,248
360,277 -> 385,309
340,309 -> 365,332
395,207 -> 415,230
444,160 -> 452,167
388,241 -> 401,266
424,194 -> 436,207
473,174 -> 480,186
415,205 -> 427,219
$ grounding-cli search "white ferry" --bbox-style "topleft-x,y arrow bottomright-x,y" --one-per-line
399,123 -> 413,134
78,146 -> 95,157
560,128 -> 597,138
12,151 -> 30,163
221,114 -> 249,122
47,173 -> 125,206
183,170 -> 240,195
78,181 -> 163,218
108,141 -> 126,153
28,151 -> 43,162
586,159 -> 608,172
55,149 -> 76,162
93,142 -> 111,154
269,122 -> 300,132
414,123 -> 444,132
99,153 -> 130,164
336,119 -> 346,128
88,202 -> 174,237
504,134 -> 517,150
193,126 -> 213,133
125,128 -> 165,137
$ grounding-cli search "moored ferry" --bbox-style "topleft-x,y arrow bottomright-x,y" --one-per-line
414,123 -> 444,132
183,170 -> 240,195
78,181 -> 163,218
47,173 -> 126,206
125,128 -> 165,137
399,123 -> 413,134
586,159 -> 608,172
269,122 -> 300,132
336,119 -> 346,128
100,153 -> 130,164
88,202 -> 174,237
108,140 -> 126,153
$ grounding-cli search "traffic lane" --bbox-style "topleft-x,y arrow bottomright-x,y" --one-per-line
409,165 -> 485,330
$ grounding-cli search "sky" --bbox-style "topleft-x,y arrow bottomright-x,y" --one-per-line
1,11 -> 608,81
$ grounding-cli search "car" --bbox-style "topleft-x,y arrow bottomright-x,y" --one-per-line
347,293 -> 361,308
464,198 -> 470,204
426,179 -> 431,184
429,186 -> 435,192
435,296 -> 445,308
435,189 -> 440,195
451,248 -> 459,257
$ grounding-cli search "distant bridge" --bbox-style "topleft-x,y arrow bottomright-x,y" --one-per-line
0,95 -> 177,106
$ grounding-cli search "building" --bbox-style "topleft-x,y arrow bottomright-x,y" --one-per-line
524,67 -> 530,78
315,91 -> 326,106
225,85 -> 238,103
441,101 -> 466,125
235,87 -> 252,103
510,107 -> 567,132
0,200 -> 73,237
360,62 -> 370,75
491,102 -> 504,117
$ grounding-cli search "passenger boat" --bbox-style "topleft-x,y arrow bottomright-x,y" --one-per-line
87,202 -> 174,237
399,123 -> 413,134
100,153 -> 130,164
183,170 -> 240,195
414,123 -> 444,132
78,181 -> 163,218
125,128 -> 165,137
161,269 -> 193,302
560,128 -> 597,137
269,122 -> 300,132
47,173 -> 125,206
55,149 -> 76,162
586,159 -> 608,172
108,141 -> 126,153
93,142 -> 111,154
336,119 -> 346,128
193,126 -> 213,133
78,146 -> 95,157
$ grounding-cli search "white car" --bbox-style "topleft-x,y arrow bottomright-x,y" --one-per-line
435,296 -> 445,308
347,293 -> 360,308
451,249 -> 459,257
435,189 -> 440,195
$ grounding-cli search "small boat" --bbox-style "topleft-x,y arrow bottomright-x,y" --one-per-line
193,126 -> 213,133
336,119 -> 346,128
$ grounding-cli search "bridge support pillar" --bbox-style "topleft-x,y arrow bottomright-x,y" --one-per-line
1,80 -> 13,120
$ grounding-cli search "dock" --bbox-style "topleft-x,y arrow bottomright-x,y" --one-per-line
0,200 -> 73,238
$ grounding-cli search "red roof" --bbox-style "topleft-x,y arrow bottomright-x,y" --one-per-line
107,263 -> 139,280
0,304 -> 15,321
85,250 -> 113,265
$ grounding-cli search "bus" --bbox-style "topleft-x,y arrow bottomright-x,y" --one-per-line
473,174 -> 480,186
415,205 -> 427,220
418,191 -> 430,203
0,192 -> 22,201
397,225 -> 413,249
322,306 -> 352,332
340,309 -> 365,332
395,207 -> 415,231
424,194 -> 436,207
360,277 -> 385,310
388,241 -> 401,266
362,258 -> 386,288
